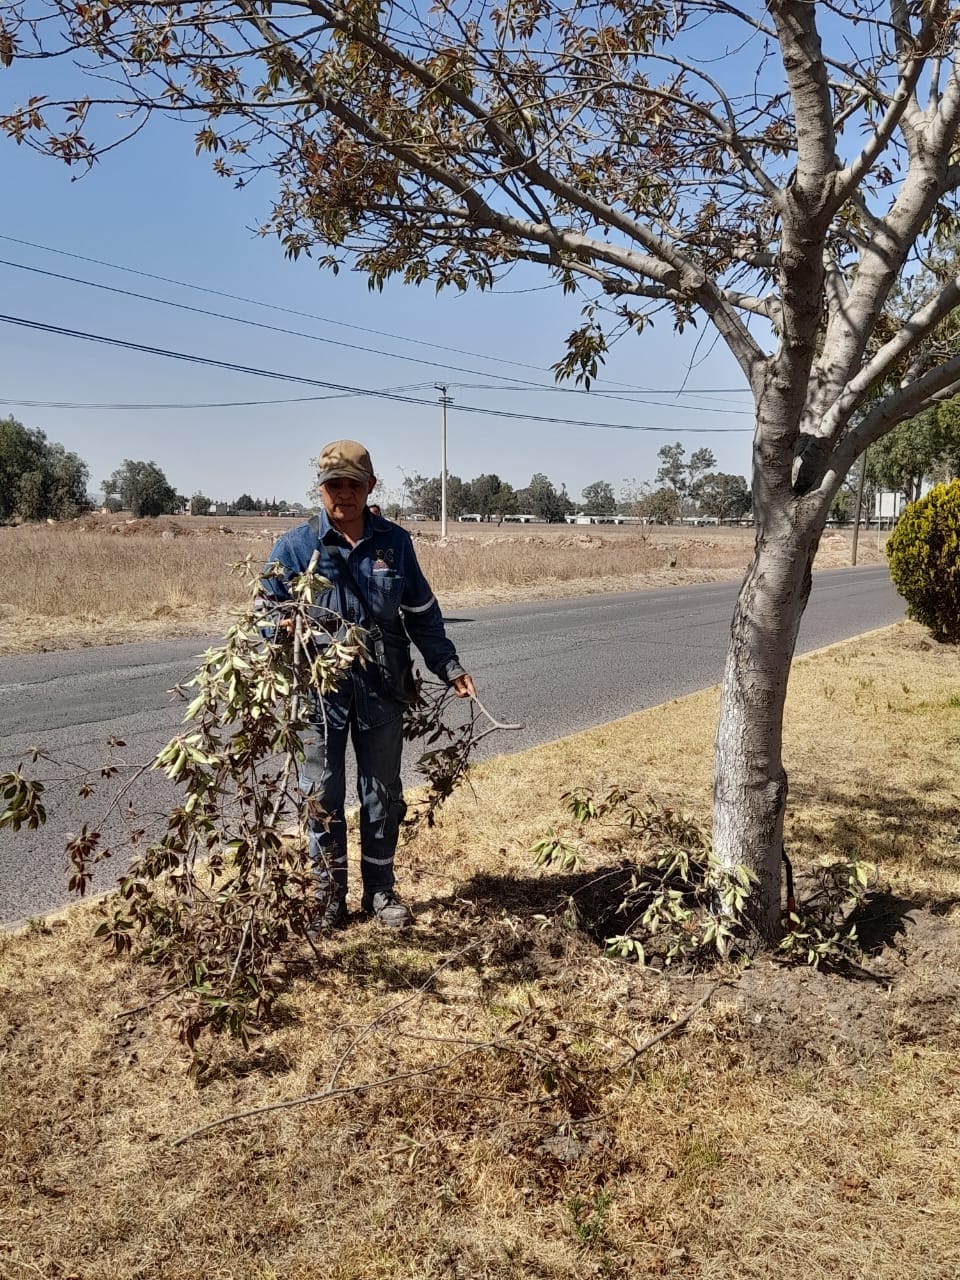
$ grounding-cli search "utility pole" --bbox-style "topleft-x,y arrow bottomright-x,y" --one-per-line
851,447 -> 868,566
435,383 -> 451,539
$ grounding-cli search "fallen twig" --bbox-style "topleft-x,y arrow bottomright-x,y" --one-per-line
615,982 -> 723,1071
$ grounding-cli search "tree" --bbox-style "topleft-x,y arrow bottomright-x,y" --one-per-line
519,473 -> 572,523
655,446 -> 717,522
235,493 -> 258,512
445,475 -> 467,519
105,460 -> 179,519
655,444 -> 688,523
0,417 -> 89,521
619,478 -> 652,518
409,475 -> 442,520
691,474 -> 751,523
581,481 -> 616,516
829,488 -> 854,526
688,450 -> 718,491
464,473 -> 503,519
190,492 -> 213,516
867,404 -> 960,503
9,3 -> 960,941
930,399 -> 960,479
639,487 -> 682,526
491,481 -> 517,519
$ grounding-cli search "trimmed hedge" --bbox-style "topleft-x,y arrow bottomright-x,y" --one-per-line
886,478 -> 960,643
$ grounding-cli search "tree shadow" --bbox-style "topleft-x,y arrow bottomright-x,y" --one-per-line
788,779 -> 960,903
450,862 -> 648,948
848,890 -> 917,955
292,865 -> 635,999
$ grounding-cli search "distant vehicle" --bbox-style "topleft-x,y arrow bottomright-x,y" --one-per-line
458,513 -> 483,521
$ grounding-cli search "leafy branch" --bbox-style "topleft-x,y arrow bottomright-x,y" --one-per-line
0,557 -> 519,1057
533,788 -> 873,970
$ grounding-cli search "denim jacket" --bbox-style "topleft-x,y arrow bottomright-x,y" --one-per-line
261,510 -> 466,723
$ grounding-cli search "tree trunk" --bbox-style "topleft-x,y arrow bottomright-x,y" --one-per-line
712,523 -> 818,945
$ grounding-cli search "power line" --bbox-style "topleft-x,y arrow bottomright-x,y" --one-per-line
0,256 -> 567,390
0,312 -> 752,434
0,394 -> 361,409
0,233 -> 554,374
0,255 -> 750,413
0,384 -> 749,417
0,232 -> 752,403
438,383 -> 748,416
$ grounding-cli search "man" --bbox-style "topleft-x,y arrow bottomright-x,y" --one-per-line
262,440 -> 476,929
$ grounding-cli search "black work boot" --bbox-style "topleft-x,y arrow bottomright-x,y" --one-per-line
361,889 -> 413,928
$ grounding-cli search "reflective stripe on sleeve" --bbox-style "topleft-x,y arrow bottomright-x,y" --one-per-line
401,595 -> 437,615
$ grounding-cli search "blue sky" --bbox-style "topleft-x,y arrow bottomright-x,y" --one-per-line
1,93 -> 755,507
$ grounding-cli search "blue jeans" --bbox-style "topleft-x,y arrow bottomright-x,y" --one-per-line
300,689 -> 406,903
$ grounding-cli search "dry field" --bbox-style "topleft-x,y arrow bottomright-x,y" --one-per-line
0,513 -> 887,655
2,622 -> 959,1279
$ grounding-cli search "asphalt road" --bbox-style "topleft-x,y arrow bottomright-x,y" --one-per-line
0,565 -> 903,924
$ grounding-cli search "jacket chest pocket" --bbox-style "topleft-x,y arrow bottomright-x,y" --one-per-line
368,569 -> 403,616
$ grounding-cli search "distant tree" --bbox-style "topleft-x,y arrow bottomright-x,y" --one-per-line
639,487 -> 681,525
655,445 -> 718,521
519,473 -> 572,523
190,492 -> 213,516
445,475 -> 466,519
235,493 -> 258,512
655,444 -> 688,522
465,473 -> 502,519
828,456 -> 877,528
411,477 -> 442,520
867,404 -> 960,504
491,482 -> 518,519
931,398 -> 960,479
691,473 -> 751,522
0,417 -> 89,522
688,449 -> 718,491
581,480 -> 616,515
619,478 -> 652,517
395,472 -> 420,518
1,418 -> 45,522
829,488 -> 854,526
406,474 -> 470,519
105,460 -> 179,518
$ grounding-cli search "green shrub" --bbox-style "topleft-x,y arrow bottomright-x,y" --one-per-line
886,478 -> 960,642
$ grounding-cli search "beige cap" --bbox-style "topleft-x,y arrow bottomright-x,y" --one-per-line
317,439 -> 375,484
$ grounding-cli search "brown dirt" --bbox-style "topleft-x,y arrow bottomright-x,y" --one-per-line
451,861 -> 960,1077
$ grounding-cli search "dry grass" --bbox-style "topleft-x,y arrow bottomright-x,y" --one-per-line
3,621 -> 960,1279
0,515 -> 886,654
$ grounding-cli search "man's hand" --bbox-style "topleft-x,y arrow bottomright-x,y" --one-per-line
451,674 -> 476,699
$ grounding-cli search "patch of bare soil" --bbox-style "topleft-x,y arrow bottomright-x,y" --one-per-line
456,863 -> 960,1078
731,904 -> 960,1071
